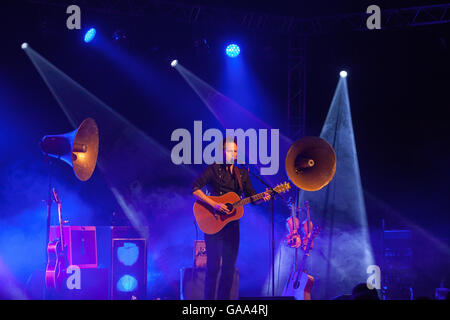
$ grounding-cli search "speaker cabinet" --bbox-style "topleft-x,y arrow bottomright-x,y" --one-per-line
194,240 -> 207,268
111,238 -> 147,300
59,268 -> 108,300
50,226 -> 97,268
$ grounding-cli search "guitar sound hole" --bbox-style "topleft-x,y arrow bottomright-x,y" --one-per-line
225,203 -> 233,213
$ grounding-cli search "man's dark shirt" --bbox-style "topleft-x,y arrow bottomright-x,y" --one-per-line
192,164 -> 256,198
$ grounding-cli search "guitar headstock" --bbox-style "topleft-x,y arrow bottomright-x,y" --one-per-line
287,197 -> 295,209
273,182 -> 291,194
304,200 -> 310,209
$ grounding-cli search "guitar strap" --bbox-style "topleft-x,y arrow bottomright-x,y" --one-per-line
233,165 -> 244,197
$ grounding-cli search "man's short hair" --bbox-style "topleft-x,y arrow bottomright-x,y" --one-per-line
222,136 -> 237,148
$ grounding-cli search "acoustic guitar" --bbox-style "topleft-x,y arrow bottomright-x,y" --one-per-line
281,226 -> 320,300
193,182 -> 291,234
45,188 -> 68,289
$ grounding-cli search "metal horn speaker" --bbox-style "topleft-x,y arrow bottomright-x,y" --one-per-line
40,118 -> 99,181
285,136 -> 336,191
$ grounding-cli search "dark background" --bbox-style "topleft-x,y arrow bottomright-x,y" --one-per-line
0,0 -> 449,299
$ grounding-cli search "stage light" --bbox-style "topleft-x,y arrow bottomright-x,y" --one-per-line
117,275 -> 138,292
171,59 -> 178,67
111,237 -> 147,299
84,28 -> 96,43
226,44 -> 240,58
340,70 -> 348,78
112,29 -> 127,41
21,43 -> 28,50
117,242 -> 139,266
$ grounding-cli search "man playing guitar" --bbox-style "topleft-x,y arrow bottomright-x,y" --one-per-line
192,137 -> 271,300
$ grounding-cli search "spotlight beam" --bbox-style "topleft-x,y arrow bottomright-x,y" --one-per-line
21,44 -> 196,240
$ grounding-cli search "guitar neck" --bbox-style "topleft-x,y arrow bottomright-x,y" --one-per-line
232,191 -> 268,208
297,231 -> 316,272
58,203 -> 64,248
298,250 -> 310,272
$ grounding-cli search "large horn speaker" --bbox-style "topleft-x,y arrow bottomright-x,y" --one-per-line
40,118 -> 99,181
285,136 -> 336,191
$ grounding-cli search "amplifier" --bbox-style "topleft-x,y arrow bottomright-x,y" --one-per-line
435,287 -> 449,300
56,268 -> 108,300
50,226 -> 97,268
194,240 -> 207,268
111,226 -> 141,239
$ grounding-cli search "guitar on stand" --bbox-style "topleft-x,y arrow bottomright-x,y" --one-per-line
45,188 -> 68,289
281,226 -> 320,300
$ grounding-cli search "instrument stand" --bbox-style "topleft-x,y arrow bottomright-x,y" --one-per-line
294,191 -> 300,271
44,154 -> 54,300
241,164 -> 283,297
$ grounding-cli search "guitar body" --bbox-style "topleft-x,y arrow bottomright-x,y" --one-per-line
282,270 -> 314,300
193,192 -> 243,235
45,239 -> 65,289
281,226 -> 320,300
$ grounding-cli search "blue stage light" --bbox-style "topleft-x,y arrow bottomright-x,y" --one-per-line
84,28 -> 96,43
117,242 -> 139,266
226,44 -> 240,58
117,274 -> 138,292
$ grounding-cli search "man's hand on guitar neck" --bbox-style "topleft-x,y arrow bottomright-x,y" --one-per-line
252,189 -> 271,204
263,189 -> 271,202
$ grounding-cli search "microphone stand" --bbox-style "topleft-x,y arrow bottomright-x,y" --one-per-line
239,163 -> 284,297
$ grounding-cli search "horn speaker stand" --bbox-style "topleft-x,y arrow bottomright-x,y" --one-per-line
39,118 -> 98,298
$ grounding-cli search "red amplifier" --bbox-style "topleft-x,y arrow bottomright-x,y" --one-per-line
50,226 -> 97,268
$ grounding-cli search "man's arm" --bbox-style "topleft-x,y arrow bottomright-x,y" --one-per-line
192,189 -> 216,207
193,189 -> 230,214
192,166 -> 230,213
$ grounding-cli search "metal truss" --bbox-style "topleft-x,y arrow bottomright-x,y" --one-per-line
27,1 -> 450,33
27,1 -> 450,141
287,35 -> 307,140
